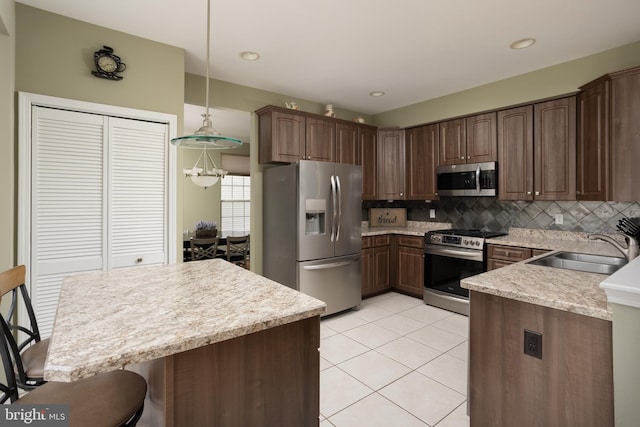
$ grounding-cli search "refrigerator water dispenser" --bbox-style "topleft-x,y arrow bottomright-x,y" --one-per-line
305,199 -> 326,235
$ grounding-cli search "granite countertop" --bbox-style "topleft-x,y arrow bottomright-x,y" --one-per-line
45,259 -> 326,382
463,228 -> 626,321
361,221 -> 451,236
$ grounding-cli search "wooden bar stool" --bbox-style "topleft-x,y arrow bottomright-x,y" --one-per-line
0,313 -> 147,426
0,265 -> 48,390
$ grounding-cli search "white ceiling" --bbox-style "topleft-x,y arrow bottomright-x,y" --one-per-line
16,0 -> 640,115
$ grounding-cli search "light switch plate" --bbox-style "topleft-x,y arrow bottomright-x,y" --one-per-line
429,209 -> 436,219
555,214 -> 564,225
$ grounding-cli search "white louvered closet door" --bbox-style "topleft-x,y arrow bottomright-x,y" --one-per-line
110,118 -> 168,268
29,107 -> 170,338
31,107 -> 107,337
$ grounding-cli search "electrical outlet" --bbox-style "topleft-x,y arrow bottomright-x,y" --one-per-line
429,209 -> 436,219
555,214 -> 564,225
524,329 -> 542,359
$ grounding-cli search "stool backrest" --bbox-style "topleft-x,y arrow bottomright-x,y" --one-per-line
190,237 -> 219,261
0,265 -> 43,387
0,313 -> 20,403
226,235 -> 250,260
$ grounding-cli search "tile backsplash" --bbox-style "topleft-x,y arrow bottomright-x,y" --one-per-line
363,199 -> 640,234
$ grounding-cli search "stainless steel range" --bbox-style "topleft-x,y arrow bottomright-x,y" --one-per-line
424,229 -> 506,316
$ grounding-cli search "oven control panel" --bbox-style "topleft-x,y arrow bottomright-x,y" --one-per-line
428,233 -> 484,250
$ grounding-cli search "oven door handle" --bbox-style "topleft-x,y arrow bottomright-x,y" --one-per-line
424,246 -> 483,261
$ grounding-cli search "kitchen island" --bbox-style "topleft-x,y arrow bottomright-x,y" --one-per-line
45,259 -> 326,427
462,232 -> 616,427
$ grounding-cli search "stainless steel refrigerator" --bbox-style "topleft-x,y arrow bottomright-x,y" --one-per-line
263,160 -> 362,316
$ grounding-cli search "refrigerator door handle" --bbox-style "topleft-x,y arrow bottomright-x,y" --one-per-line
335,175 -> 342,241
330,175 -> 337,242
302,259 -> 359,270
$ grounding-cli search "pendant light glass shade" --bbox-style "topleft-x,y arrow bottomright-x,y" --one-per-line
171,0 -> 242,149
183,148 -> 228,189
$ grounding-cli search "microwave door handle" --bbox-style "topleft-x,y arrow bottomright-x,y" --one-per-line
335,175 -> 342,241
330,175 -> 337,242
476,164 -> 481,193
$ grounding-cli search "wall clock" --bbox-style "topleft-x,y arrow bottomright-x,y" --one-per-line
91,45 -> 126,81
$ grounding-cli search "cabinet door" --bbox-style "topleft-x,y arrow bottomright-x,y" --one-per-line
610,68 -> 640,201
577,81 -> 610,201
372,245 -> 391,293
336,122 -> 359,165
259,110 -> 305,163
395,236 -> 424,298
377,129 -> 406,200
439,118 -> 466,166
498,105 -> 534,200
466,112 -> 497,163
360,127 -> 377,200
534,96 -> 576,201
406,124 -> 439,200
306,117 -> 335,162
361,242 -> 373,296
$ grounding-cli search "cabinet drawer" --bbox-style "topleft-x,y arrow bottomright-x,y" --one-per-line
487,244 -> 532,262
372,235 -> 391,247
487,258 -> 514,271
532,249 -> 551,257
396,235 -> 424,248
362,236 -> 372,249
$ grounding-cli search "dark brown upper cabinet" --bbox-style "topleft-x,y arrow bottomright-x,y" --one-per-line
577,77 -> 610,201
257,105 -> 335,163
336,122 -> 359,165
406,124 -> 439,200
377,128 -> 406,200
498,96 -> 576,201
578,65 -> 640,202
439,113 -> 497,166
360,126 -> 377,200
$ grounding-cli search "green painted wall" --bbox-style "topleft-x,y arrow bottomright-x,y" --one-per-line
374,41 -> 640,128
0,0 -> 15,273
14,4 -> 185,261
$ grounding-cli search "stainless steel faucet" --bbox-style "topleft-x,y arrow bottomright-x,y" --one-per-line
587,233 -> 639,262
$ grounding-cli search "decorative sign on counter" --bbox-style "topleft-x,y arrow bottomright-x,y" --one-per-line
370,208 -> 407,227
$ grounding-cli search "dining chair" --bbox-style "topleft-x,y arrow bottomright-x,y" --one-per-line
190,237 -> 219,261
0,265 -> 48,390
223,235 -> 250,268
0,313 -> 147,426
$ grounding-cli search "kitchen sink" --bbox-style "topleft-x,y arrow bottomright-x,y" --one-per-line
527,251 -> 627,275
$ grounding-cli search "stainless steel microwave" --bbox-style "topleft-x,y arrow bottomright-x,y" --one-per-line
436,162 -> 497,197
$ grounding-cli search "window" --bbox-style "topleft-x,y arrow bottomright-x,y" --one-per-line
221,175 -> 250,234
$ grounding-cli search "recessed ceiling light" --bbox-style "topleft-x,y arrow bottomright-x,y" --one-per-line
240,51 -> 260,61
510,38 -> 536,49
369,91 -> 385,97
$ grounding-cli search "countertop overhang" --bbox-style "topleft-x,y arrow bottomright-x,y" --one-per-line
44,259 -> 326,382
461,232 -> 623,321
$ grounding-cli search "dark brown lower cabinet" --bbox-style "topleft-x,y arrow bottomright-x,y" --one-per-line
394,235 -> 424,298
469,291 -> 613,427
362,236 -> 391,297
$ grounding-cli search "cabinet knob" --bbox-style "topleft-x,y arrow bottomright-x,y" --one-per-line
136,257 -> 143,263
535,191 -> 540,196
399,192 -> 404,196
460,156 -> 465,160
576,190 -> 582,195
527,191 -> 532,195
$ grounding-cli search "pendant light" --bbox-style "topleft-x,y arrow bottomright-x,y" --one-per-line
171,0 -> 242,149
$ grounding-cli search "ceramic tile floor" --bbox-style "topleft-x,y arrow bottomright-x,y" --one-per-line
319,292 -> 470,427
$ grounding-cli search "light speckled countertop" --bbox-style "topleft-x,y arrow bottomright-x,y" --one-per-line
361,221 -> 451,236
463,228 -> 626,321
45,259 -> 326,382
